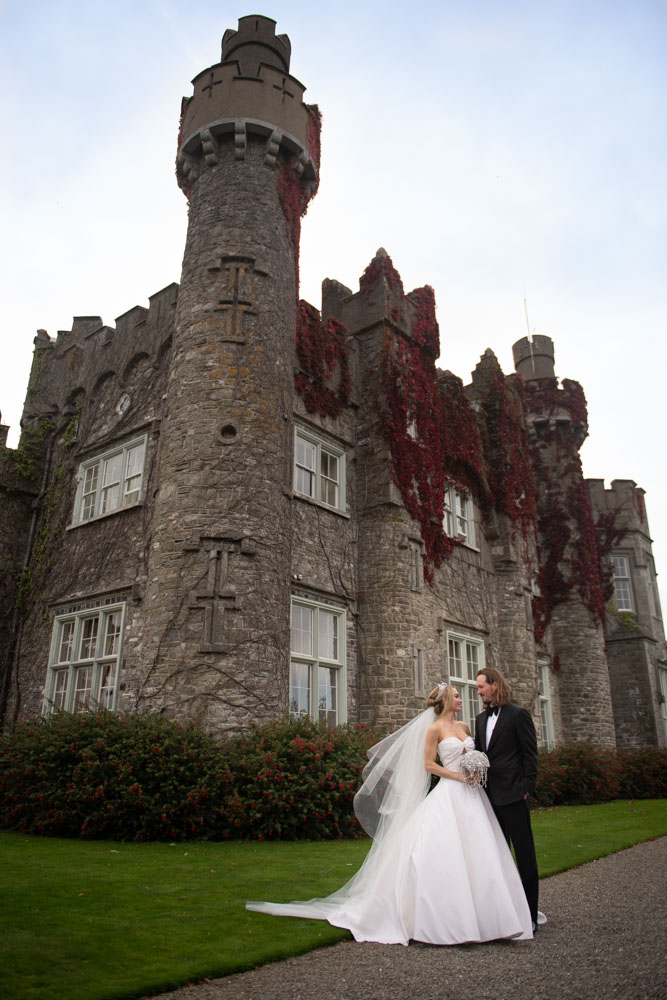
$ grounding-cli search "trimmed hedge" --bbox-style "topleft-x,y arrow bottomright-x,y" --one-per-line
1,714 -> 665,840
218,716 -> 377,840
533,743 -> 667,807
0,711 -> 376,841
0,711 -> 225,840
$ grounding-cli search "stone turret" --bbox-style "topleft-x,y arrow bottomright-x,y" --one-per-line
176,15 -> 318,199
587,478 -> 667,747
139,16 -> 320,726
512,335 -> 556,381
513,336 -> 616,747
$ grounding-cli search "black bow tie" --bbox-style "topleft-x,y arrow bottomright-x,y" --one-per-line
487,706 -> 499,716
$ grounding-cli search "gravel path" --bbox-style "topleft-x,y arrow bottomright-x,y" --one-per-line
154,837 -> 667,1000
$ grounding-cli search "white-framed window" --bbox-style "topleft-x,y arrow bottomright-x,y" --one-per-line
444,487 -> 476,548
43,603 -> 126,714
611,554 -> 634,612
73,437 -> 147,524
446,631 -> 485,730
294,427 -> 346,512
538,660 -> 555,749
290,597 -> 347,726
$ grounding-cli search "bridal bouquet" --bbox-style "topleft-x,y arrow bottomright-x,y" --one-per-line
460,749 -> 490,787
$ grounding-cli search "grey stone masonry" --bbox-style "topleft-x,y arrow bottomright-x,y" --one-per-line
587,478 -> 667,747
521,359 -> 617,749
0,17 -> 664,751
137,15 -> 318,730
1,285 -> 177,721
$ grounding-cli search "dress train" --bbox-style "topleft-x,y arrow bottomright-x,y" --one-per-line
247,736 -> 533,945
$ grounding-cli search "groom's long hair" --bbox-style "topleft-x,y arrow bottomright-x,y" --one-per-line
477,667 -> 512,706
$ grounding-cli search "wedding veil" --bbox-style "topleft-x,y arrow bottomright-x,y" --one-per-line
246,707 -> 436,921
353,706 -> 435,837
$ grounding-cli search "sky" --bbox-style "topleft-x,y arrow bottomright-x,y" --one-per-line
1,0 -> 666,594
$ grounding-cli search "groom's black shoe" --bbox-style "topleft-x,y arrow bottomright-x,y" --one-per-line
532,921 -> 538,934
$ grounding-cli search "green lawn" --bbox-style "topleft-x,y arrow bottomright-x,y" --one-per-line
530,799 -> 666,876
1,799 -> 664,1000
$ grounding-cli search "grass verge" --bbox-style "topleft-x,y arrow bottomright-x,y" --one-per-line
531,798 -> 666,876
1,799 -> 664,1000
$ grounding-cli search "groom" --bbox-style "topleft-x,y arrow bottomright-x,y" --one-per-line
475,667 -> 540,931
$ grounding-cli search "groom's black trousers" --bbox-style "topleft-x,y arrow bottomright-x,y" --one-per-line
491,799 -> 539,922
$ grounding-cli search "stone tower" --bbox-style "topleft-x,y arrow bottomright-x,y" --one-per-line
587,478 -> 667,747
513,335 -> 616,747
137,16 -> 320,724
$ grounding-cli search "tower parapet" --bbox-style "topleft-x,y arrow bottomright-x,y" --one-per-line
177,15 -> 318,201
512,335 -> 555,381
514,332 -> 588,448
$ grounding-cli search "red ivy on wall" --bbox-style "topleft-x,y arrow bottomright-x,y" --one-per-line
410,286 -> 440,359
531,483 -> 575,644
478,370 -> 537,535
439,372 -> 488,507
526,380 -> 610,642
278,163 -> 308,277
275,105 -> 333,417
379,281 -> 492,580
524,377 -> 588,430
295,301 -> 350,418
568,472 -> 608,626
360,254 -> 405,304
595,508 -> 628,603
382,322 -> 453,582
277,103 -> 322,286
376,266 -> 543,583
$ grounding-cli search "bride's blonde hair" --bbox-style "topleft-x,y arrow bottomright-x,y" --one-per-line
426,683 -> 455,716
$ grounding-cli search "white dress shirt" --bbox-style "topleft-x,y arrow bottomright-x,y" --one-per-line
486,706 -> 501,748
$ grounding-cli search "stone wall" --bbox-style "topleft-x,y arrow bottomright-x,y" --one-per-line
2,286 -> 176,722
587,478 -> 667,747
0,427 -> 39,715
291,381 -> 359,718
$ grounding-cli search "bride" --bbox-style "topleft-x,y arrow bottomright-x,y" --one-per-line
246,683 -> 533,945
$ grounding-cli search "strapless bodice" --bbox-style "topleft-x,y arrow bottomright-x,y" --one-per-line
437,735 -> 475,770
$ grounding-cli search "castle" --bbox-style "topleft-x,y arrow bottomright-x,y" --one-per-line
1,15 -> 665,749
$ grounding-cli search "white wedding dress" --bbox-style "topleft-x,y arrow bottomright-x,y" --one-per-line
247,735 -> 533,945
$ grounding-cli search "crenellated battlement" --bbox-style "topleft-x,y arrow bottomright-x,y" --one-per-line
512,335 -> 588,445
521,377 -> 588,448
176,15 -> 318,201
512,335 -> 555,380
322,248 -> 440,358
587,478 -> 650,536
18,283 -> 178,436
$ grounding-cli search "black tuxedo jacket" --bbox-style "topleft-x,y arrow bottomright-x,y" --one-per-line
474,701 -> 538,807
